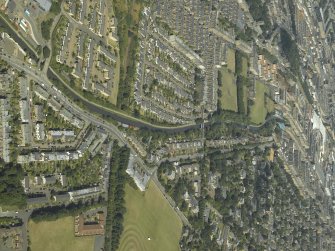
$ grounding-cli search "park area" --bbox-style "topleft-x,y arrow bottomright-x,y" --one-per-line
28,216 -> 95,251
219,67 -> 238,112
249,81 -> 275,124
118,181 -> 182,251
227,48 -> 236,73
240,56 -> 248,77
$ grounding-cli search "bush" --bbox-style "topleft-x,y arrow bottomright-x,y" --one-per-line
43,46 -> 50,58
0,162 -> 26,209
246,0 -> 273,36
41,19 -> 53,40
280,29 -> 299,75
0,217 -> 23,228
50,0 -> 63,15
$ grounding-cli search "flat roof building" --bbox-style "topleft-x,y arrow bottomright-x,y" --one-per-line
74,212 -> 105,236
35,0 -> 52,12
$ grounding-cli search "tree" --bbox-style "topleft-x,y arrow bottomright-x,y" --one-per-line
41,19 -> 53,40
0,163 -> 26,209
104,144 -> 130,251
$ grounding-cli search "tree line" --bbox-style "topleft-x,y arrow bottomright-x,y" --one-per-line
30,198 -> 105,222
0,162 -> 26,209
104,143 -> 130,251
0,217 -> 22,228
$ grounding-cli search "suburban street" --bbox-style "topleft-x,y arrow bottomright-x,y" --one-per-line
0,0 -> 334,250
0,52 -> 183,228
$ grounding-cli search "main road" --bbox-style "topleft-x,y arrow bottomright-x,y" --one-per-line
47,67 -> 199,132
2,52 -> 194,228
0,52 -> 136,144
0,10 -> 199,133
1,52 -> 171,180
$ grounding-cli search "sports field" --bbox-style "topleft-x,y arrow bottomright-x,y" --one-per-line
227,48 -> 236,73
249,81 -> 274,124
28,216 -> 95,251
220,68 -> 238,112
118,181 -> 182,251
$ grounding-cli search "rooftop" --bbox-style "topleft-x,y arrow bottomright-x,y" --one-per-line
74,212 -> 105,236
35,0 -> 52,12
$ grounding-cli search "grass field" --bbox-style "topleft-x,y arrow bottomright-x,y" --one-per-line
109,56 -> 120,105
29,217 -> 95,251
227,48 -> 236,73
249,81 -> 275,124
220,68 -> 238,112
118,181 -> 182,251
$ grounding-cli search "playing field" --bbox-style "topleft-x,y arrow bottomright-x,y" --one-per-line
28,216 -> 95,251
227,48 -> 236,73
220,68 -> 238,112
249,81 -> 273,124
118,181 -> 182,251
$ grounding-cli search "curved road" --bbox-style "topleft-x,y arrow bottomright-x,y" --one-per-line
0,11 -> 199,132
47,67 -> 200,132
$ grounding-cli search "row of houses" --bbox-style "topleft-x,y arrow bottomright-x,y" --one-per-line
17,151 -> 81,163
34,84 -> 85,129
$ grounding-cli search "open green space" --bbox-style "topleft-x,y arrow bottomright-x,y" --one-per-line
219,67 -> 238,112
227,48 -> 236,73
28,216 -> 95,251
118,181 -> 182,251
113,0 -> 143,111
249,81 -> 274,124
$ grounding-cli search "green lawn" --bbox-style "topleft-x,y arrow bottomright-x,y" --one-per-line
220,68 -> 238,112
227,48 -> 236,73
249,81 -> 274,124
29,216 -> 95,251
118,181 -> 182,251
